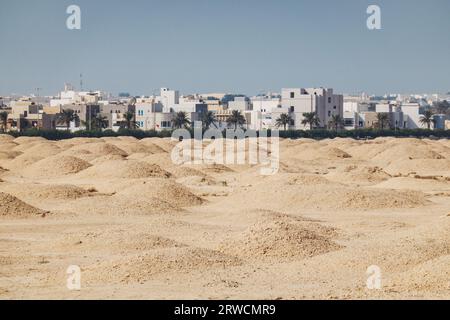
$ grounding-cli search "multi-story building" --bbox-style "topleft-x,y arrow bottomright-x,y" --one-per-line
160,88 -> 179,112
50,84 -> 105,107
61,104 -> 100,130
99,103 -> 135,130
401,103 -> 421,129
228,97 -> 251,112
280,88 -> 343,130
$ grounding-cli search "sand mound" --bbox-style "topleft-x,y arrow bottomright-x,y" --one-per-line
13,136 -> 46,144
167,166 -> 208,178
201,164 -> 234,173
322,146 -> 352,159
384,159 -> 450,176
0,150 -> 22,160
89,154 -> 128,165
78,160 -> 171,179
53,231 -> 184,254
327,165 -> 392,184
287,174 -> 331,185
0,141 -> 19,150
0,153 -> 43,171
140,138 -> 175,153
283,144 -> 351,161
85,247 -> 241,284
372,143 -> 445,165
65,142 -> 128,158
105,141 -> 153,154
119,179 -> 204,207
22,155 -> 92,177
337,189 -> 427,209
229,181 -> 428,211
19,142 -> 61,158
176,175 -> 218,187
0,134 -> 14,142
73,194 -> 182,216
219,212 -> 342,260
0,192 -> 46,218
25,184 -> 92,200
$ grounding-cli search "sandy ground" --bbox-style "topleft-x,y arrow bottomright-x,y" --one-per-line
0,134 -> 449,299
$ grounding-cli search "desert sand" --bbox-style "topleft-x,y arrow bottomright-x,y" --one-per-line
0,134 -> 449,299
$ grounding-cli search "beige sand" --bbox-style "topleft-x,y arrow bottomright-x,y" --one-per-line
0,135 -> 449,299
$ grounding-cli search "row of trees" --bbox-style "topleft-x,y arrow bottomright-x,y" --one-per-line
0,107 -> 444,134
172,110 -> 246,130
56,109 -> 139,131
275,110 -> 439,131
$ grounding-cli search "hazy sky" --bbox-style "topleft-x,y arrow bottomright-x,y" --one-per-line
1,0 -> 449,96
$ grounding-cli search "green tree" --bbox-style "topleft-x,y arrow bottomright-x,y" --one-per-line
419,110 -> 435,130
82,115 -> 109,131
201,111 -> 218,130
226,110 -> 246,130
376,113 -> 390,130
301,112 -> 320,130
275,113 -> 292,131
172,111 -> 191,129
328,114 -> 344,131
0,111 -> 8,133
432,100 -> 450,115
123,111 -> 138,129
57,109 -> 78,130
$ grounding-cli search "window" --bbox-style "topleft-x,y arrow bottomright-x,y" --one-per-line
333,106 -> 337,110
290,92 -> 295,98
290,106 -> 295,112
328,97 -> 332,103
344,119 -> 354,126
289,119 -> 295,126
328,111 -> 331,117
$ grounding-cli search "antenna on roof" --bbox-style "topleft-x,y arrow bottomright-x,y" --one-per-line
80,73 -> 83,91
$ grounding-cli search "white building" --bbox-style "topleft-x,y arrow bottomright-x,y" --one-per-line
249,95 -> 280,130
160,88 -> 179,112
280,88 -> 343,130
401,103 -> 421,129
228,97 -> 251,111
50,84 -> 105,107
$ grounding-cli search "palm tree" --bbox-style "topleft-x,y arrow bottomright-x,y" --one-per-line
129,97 -> 137,107
123,111 -> 138,129
81,115 -> 109,131
275,113 -> 292,131
328,114 -> 344,131
0,111 -> 8,133
420,110 -> 435,129
226,110 -> 246,130
301,112 -> 320,130
172,111 -> 191,129
376,113 -> 390,130
94,115 -> 109,130
57,109 -> 78,130
201,111 -> 218,130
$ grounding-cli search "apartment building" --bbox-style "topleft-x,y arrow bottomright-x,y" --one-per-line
280,88 -> 344,130
401,103 -> 421,129
50,84 -> 105,107
99,103 -> 135,130
228,97 -> 251,112
61,104 -> 100,130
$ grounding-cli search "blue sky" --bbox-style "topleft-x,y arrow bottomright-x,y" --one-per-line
1,0 -> 449,96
